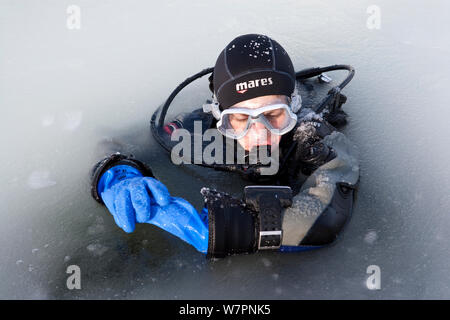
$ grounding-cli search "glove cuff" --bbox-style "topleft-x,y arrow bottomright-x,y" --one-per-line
201,188 -> 257,259
90,153 -> 154,204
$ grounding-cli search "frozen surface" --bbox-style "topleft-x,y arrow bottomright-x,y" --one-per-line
1,0 -> 450,299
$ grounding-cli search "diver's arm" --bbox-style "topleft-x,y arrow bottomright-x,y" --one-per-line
90,153 -> 280,258
90,153 -> 208,253
280,119 -> 360,249
89,153 -> 292,258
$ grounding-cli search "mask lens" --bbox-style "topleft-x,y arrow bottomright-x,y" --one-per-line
227,113 -> 250,134
262,107 -> 291,130
218,113 -> 250,138
217,104 -> 296,139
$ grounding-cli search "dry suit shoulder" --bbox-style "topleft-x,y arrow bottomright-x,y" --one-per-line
300,182 -> 357,246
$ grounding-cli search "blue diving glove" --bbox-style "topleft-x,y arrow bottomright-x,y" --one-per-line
96,164 -> 209,253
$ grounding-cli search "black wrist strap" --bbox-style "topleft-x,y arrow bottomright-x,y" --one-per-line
244,186 -> 293,250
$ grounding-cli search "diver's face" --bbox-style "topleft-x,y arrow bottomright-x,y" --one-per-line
230,95 -> 289,151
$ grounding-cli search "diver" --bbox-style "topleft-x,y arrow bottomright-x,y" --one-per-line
90,34 -> 360,258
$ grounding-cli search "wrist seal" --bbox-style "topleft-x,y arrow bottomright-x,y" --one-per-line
90,152 -> 154,204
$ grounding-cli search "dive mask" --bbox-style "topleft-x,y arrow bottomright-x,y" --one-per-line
217,103 -> 297,140
203,92 -> 301,140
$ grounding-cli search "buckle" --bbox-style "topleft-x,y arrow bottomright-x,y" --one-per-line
259,230 -> 283,250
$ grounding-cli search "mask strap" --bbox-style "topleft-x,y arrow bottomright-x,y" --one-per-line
290,85 -> 302,113
202,94 -> 222,120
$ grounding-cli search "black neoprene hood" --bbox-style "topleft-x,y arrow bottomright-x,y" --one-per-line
212,34 -> 296,109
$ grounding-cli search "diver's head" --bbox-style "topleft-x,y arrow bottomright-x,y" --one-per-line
208,34 -> 300,151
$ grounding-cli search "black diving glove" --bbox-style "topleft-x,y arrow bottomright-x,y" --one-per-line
201,186 -> 292,259
201,188 -> 257,258
293,120 -> 336,170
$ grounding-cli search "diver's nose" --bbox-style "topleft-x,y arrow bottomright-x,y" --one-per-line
247,122 -> 269,140
248,121 -> 266,132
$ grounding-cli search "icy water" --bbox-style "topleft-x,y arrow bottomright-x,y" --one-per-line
1,0 -> 450,299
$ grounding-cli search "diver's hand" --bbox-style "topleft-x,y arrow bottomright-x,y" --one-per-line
294,121 -> 336,167
98,172 -> 208,253
90,153 -> 208,253
97,167 -> 168,233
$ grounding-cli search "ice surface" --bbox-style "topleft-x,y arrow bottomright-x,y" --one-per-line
1,0 -> 450,299
86,243 -> 109,257
27,170 -> 57,189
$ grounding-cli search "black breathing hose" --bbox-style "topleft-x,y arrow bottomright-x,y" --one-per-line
157,67 -> 214,129
295,64 -> 354,113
